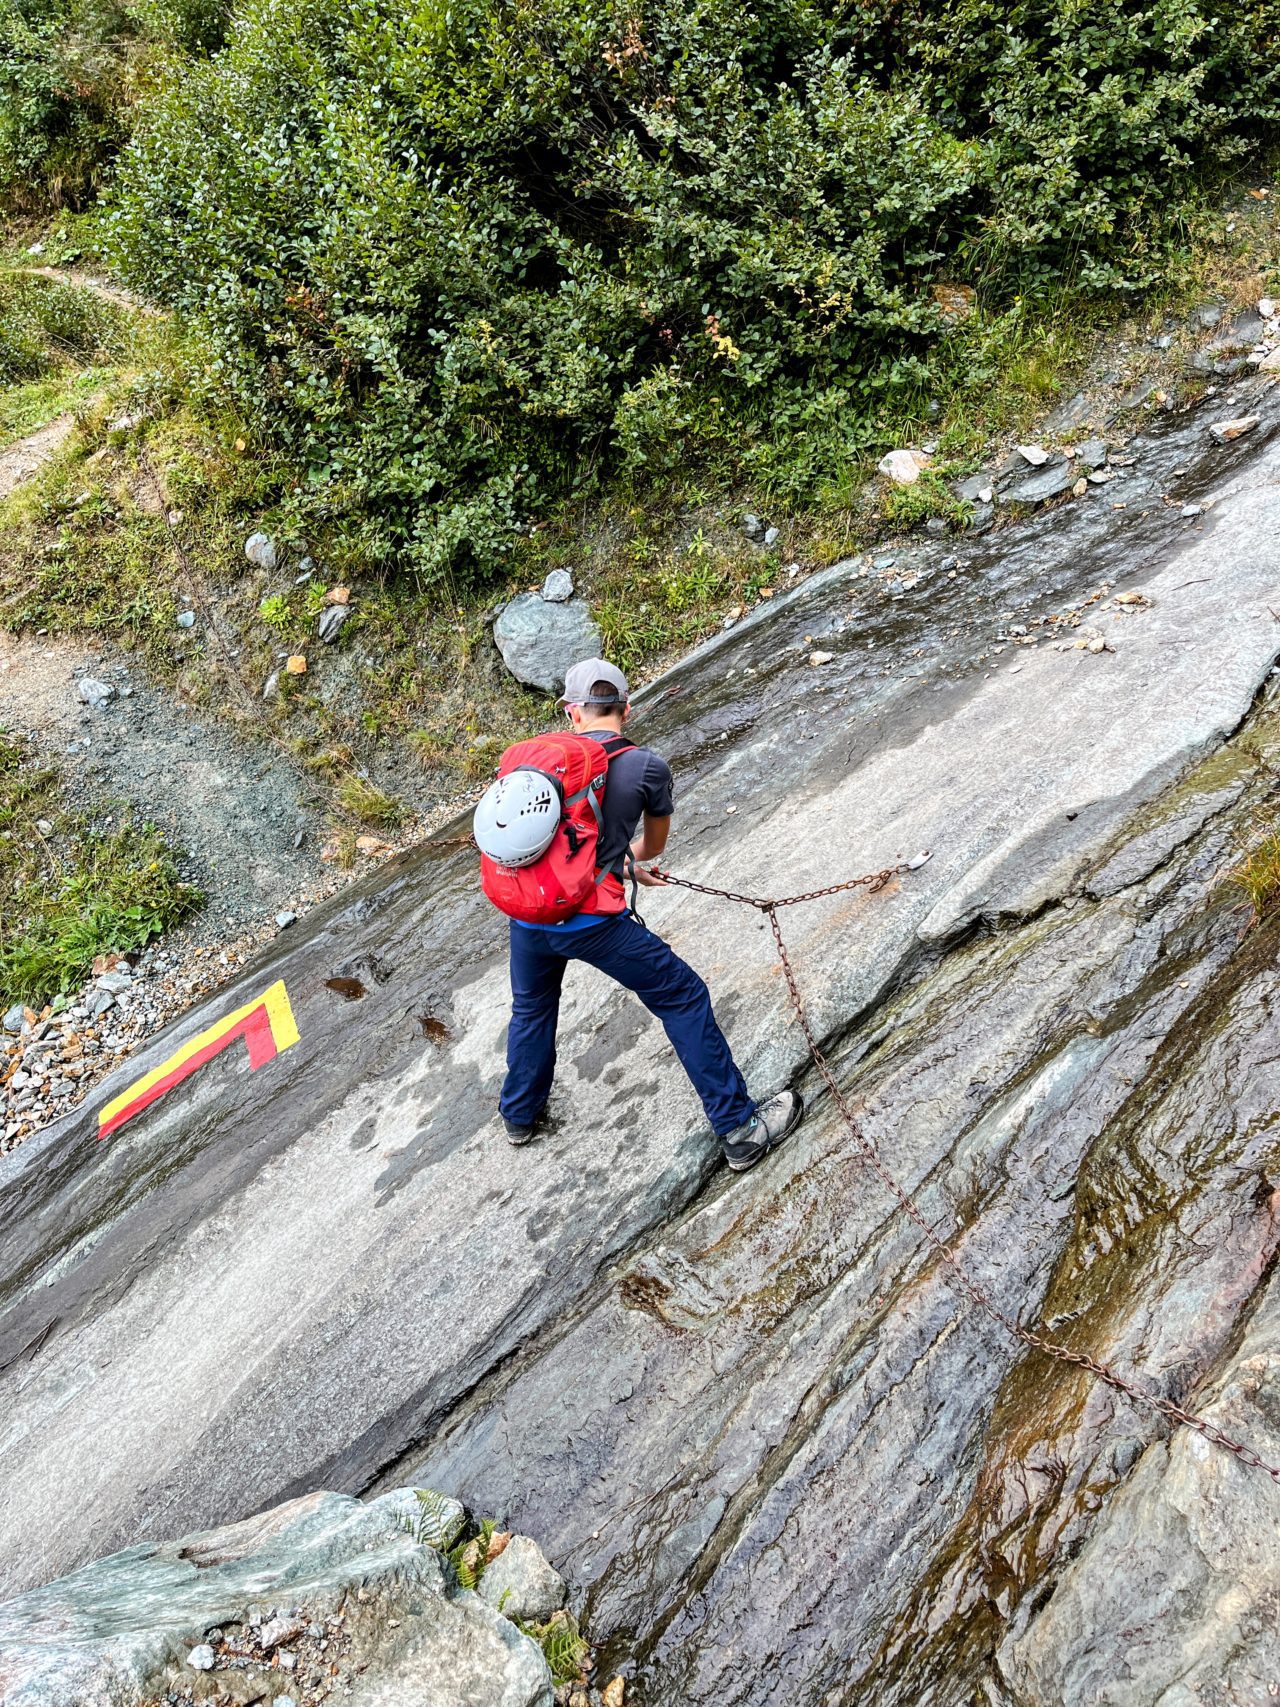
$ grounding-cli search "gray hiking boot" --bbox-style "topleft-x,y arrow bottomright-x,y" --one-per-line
722,1089 -> 804,1172
502,1105 -> 546,1146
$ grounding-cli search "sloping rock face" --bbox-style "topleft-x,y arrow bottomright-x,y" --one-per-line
1000,1264 -> 1280,1704
2,386 -> 1280,1702
0,1488 -> 551,1707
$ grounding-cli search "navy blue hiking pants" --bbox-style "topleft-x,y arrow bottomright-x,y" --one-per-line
500,913 -> 755,1137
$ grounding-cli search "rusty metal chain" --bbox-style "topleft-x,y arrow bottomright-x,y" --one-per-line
657,860 -> 1280,1484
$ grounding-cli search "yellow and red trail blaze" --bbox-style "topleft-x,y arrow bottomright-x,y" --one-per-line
97,979 -> 300,1140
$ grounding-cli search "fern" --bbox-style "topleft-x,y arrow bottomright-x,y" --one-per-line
447,1517 -> 497,1591
520,1610 -> 591,1686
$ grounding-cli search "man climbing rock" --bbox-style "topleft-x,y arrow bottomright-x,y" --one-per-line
474,657 -> 802,1171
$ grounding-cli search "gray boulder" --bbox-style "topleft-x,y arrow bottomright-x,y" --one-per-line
492,594 -> 601,693
0,1487 -> 552,1707
479,1536 -> 566,1623
1001,460 -> 1075,505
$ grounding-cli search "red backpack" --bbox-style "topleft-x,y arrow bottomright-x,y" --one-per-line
479,732 -> 634,925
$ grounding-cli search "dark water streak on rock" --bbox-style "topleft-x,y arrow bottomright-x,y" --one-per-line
3,387 -> 1280,1701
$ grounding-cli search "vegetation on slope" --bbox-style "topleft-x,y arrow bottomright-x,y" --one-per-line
0,0 -> 229,211
5,0 -> 1279,587
0,0 -> 1277,829
0,730 -> 200,1005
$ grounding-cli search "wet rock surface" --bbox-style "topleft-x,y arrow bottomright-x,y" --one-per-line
2,382 -> 1279,1701
1000,1262 -> 1280,1705
0,1487 -> 553,1707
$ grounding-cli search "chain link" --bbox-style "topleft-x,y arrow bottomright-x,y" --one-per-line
450,821 -> 1278,1476
657,864 -> 1280,1484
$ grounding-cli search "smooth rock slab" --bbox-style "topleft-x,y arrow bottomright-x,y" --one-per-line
1000,460 -> 1075,505
1000,1264 -> 1280,1705
3,387 -> 1280,1705
0,1487 -> 552,1707
492,594 -> 600,692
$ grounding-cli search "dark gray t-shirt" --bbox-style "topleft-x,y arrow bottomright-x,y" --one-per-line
583,730 -> 674,876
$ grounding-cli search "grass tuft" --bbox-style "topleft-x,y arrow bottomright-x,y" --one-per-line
333,772 -> 402,828
1232,830 -> 1280,921
0,730 -> 202,1006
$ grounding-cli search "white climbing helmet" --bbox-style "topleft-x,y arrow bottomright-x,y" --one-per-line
473,768 -> 562,867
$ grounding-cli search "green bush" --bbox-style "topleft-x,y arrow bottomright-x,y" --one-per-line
105,0 -> 1280,582
0,0 -> 229,211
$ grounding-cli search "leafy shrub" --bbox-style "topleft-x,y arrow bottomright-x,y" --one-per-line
0,0 -> 229,211
106,0 -> 1280,582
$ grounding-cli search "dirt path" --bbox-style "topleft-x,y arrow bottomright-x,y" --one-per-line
0,629 -> 328,933
10,263 -> 161,315
0,413 -> 75,497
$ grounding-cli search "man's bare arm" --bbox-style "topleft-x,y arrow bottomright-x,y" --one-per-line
630,812 -> 671,885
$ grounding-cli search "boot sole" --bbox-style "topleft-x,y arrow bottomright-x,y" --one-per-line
726,1092 -> 805,1172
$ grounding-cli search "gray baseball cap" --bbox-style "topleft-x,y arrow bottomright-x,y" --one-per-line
558,658 -> 630,707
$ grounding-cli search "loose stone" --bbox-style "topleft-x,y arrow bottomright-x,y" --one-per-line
541,569 -> 574,603
245,532 -> 278,570
76,678 -> 115,709
877,449 -> 929,486
1208,416 -> 1260,443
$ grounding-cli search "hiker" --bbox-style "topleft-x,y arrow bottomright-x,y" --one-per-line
473,657 -> 803,1172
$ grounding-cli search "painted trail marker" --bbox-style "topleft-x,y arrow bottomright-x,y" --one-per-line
97,979 -> 300,1140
